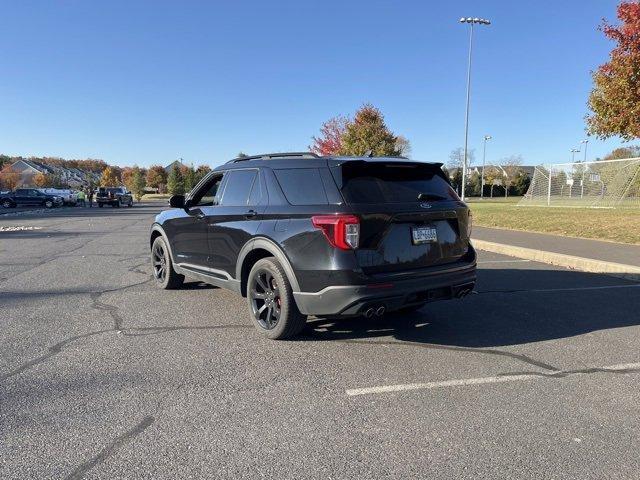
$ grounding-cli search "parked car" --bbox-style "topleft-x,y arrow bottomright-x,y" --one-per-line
38,188 -> 77,205
95,187 -> 133,208
1,188 -> 63,208
149,152 -> 477,339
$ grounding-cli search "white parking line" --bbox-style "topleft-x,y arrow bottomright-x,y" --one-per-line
345,362 -> 640,397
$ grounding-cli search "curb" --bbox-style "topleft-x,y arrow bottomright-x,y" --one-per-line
472,239 -> 640,282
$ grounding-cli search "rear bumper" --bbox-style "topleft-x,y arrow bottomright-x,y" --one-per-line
293,257 -> 477,317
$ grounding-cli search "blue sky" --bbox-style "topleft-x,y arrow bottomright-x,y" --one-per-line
0,0 -> 625,168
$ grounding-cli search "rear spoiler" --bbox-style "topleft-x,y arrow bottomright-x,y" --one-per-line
329,160 -> 450,187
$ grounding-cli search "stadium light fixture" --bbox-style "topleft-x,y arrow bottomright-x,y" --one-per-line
459,16 -> 491,201
580,139 -> 589,162
571,148 -> 580,162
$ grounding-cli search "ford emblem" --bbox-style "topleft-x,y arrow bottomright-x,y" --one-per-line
420,202 -> 432,209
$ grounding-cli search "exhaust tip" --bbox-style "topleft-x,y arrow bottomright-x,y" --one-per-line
375,305 -> 386,316
364,308 -> 375,318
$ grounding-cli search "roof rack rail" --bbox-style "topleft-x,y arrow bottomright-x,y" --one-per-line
226,152 -> 320,164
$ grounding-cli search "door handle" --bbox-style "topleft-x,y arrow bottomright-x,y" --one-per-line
196,212 -> 206,220
244,209 -> 257,219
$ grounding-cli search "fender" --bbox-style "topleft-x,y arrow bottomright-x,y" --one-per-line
150,224 -> 177,264
235,237 -> 301,292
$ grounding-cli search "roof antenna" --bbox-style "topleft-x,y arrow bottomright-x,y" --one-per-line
364,150 -> 373,158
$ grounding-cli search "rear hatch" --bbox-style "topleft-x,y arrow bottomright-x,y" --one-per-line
330,160 -> 472,276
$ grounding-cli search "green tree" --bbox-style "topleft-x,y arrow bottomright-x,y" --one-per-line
183,165 -> 197,192
130,167 -> 147,201
338,104 -> 400,156
167,163 -> 185,195
587,2 -> 640,140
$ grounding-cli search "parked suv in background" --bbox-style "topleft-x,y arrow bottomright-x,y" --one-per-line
96,187 -> 133,208
150,152 -> 476,339
1,188 -> 63,209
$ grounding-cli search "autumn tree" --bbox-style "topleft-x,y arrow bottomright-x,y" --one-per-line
100,166 -> 119,187
0,164 -> 20,190
587,1 -> 640,140
603,145 -> 640,159
195,165 -> 211,183
34,173 -> 51,188
338,104 -> 400,157
310,115 -> 350,155
167,163 -> 185,195
146,165 -> 167,194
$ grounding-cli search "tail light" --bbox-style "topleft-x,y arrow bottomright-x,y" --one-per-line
312,215 -> 359,250
466,210 -> 473,238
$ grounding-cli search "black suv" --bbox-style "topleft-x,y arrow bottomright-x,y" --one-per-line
150,152 -> 476,339
1,188 -> 63,209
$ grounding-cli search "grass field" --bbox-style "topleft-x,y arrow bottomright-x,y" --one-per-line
468,197 -> 640,245
142,193 -> 171,201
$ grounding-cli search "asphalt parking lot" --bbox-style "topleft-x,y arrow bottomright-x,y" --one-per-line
2,204 -> 640,479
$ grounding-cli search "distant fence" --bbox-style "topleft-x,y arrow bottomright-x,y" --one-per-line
519,157 -> 640,208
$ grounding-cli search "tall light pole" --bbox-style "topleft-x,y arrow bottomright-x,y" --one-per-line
480,134 -> 492,199
460,16 -> 491,201
580,139 -> 589,162
571,148 -> 580,162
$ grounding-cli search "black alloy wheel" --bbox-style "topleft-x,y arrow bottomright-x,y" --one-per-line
249,268 -> 281,330
152,240 -> 168,283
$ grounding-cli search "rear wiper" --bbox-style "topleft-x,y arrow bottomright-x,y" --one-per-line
418,192 -> 448,201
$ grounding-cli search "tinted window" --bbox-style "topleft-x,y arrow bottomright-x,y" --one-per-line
194,175 -> 224,206
15,189 -> 27,195
220,169 -> 257,206
339,162 -> 459,204
247,172 -> 262,206
274,168 -> 328,205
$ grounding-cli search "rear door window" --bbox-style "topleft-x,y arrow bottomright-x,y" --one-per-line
274,168 -> 328,205
338,162 -> 459,204
220,169 -> 258,206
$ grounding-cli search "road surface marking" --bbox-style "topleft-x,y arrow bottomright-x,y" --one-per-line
345,362 -> 640,396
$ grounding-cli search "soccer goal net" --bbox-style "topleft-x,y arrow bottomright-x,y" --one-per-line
519,157 -> 640,208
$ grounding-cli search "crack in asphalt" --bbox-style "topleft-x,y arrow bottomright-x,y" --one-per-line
63,380 -> 189,480
63,416 -> 156,480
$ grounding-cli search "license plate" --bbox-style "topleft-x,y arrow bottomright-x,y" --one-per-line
411,226 -> 437,244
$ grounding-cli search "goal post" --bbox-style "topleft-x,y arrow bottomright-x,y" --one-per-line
519,157 -> 640,208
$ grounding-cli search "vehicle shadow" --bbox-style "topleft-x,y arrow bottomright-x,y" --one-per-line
303,268 -> 640,348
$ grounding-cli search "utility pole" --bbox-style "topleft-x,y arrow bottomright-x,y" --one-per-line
480,135 -> 491,199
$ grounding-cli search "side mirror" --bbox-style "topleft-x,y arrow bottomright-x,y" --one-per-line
169,195 -> 185,208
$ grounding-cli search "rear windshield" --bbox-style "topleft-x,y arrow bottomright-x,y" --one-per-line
105,188 -> 121,194
338,162 -> 459,204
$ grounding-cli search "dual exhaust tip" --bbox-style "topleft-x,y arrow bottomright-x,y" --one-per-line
364,305 -> 386,318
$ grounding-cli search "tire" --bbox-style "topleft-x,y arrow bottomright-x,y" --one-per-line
128,200 -> 133,207
44,200 -> 54,209
246,257 -> 306,339
150,236 -> 184,289
98,203 -> 104,208
1,200 -> 14,209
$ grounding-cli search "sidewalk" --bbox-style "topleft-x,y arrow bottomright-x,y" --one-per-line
472,226 -> 640,267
